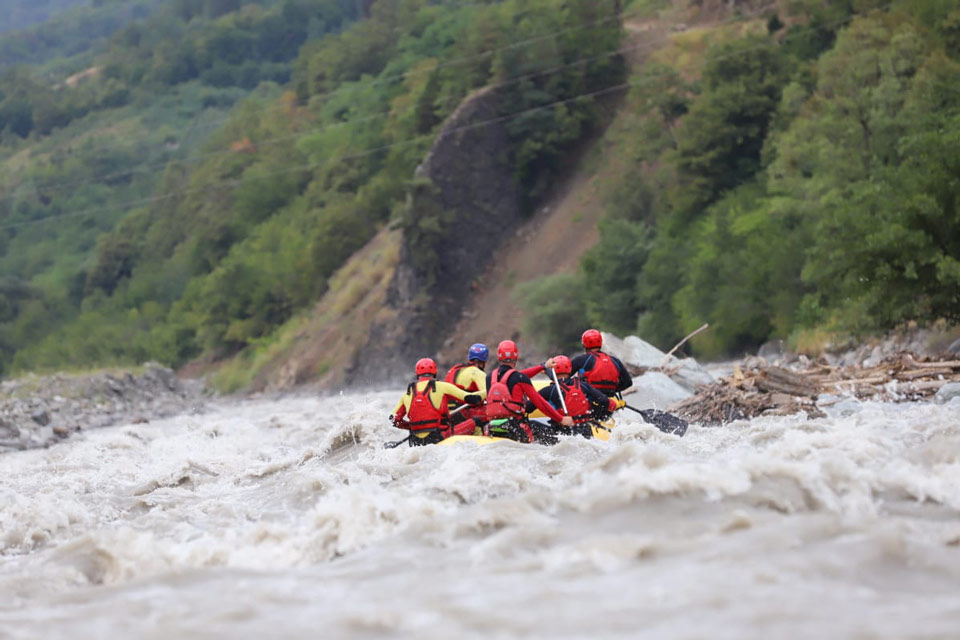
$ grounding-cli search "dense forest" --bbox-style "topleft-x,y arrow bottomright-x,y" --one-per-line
0,0 -> 89,33
1,0 -> 958,379
1,0 -> 623,374
566,0 -> 960,357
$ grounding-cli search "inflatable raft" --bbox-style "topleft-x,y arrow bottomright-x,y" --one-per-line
437,417 -> 615,446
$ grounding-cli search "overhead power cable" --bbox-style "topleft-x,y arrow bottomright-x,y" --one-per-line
1,3 -> 777,204
0,3 -> 898,233
37,2 -> 636,162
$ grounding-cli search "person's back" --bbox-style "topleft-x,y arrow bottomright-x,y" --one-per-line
536,355 -> 622,438
485,364 -> 526,420
483,340 -> 572,443
570,329 -> 632,397
444,343 -> 489,433
391,358 -> 483,446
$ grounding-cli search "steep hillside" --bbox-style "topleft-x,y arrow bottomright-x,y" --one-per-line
0,0 -> 88,33
581,0 -> 960,358
5,0 -> 958,385
244,0 -> 760,390
434,10 -> 679,365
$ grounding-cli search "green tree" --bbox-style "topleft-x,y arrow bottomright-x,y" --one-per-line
669,35 -> 791,220
515,273 -> 589,353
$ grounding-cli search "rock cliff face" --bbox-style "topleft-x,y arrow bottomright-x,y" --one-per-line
347,86 -> 523,384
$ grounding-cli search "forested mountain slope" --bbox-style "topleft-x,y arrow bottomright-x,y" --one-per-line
0,0 -> 88,33
3,0 -> 625,383
0,0 -> 171,68
1,0 -> 959,386
0,0 -> 362,375
574,0 -> 960,359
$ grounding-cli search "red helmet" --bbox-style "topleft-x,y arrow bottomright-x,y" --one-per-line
553,355 -> 572,375
497,340 -> 519,361
415,357 -> 437,376
582,329 -> 602,349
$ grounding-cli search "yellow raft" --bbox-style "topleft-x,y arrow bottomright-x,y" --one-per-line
437,434 -> 506,446
437,377 -> 615,445
436,417 -> 615,445
526,378 -> 615,441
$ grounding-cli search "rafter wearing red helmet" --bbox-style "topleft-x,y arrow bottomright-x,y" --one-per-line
391,357 -> 484,446
570,329 -> 633,398
484,340 -> 574,443
535,355 -> 624,438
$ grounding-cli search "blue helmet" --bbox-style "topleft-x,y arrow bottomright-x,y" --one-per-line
468,343 -> 489,363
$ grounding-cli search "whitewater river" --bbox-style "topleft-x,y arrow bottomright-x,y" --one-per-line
1,391 -> 959,638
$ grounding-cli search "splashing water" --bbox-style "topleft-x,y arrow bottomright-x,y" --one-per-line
1,392 -> 959,638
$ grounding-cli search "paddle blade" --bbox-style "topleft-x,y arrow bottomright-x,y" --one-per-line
638,409 -> 688,437
383,437 -> 409,449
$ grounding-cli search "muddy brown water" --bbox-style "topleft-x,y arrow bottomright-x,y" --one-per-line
1,392 -> 959,638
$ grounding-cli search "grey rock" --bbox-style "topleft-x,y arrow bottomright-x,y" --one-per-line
1,364 -> 207,454
0,419 -> 20,438
863,345 -> 884,368
670,358 -> 716,391
758,339 -> 785,363
601,332 -> 665,369
948,338 -> 960,355
602,331 -> 715,392
824,398 -> 863,418
934,382 -> 960,405
630,372 -> 693,410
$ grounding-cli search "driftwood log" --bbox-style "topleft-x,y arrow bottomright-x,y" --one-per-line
671,352 -> 960,426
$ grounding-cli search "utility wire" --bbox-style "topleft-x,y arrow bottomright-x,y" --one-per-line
0,3 -> 902,233
26,1 -> 634,162
1,3 -> 777,204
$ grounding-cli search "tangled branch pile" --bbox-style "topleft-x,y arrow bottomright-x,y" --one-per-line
672,354 -> 960,425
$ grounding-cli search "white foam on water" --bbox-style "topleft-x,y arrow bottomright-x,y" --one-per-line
1,392 -> 959,638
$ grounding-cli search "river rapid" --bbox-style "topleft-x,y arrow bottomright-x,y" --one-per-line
1,391 -> 959,639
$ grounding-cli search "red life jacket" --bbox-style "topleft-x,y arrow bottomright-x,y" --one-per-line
444,363 -> 480,392
406,379 -> 448,433
558,378 -> 592,423
485,367 -> 526,420
583,351 -> 620,394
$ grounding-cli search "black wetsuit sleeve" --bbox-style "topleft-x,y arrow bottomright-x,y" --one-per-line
612,355 -> 633,392
539,385 -> 559,410
570,353 -> 591,374
507,370 -> 531,391
526,386 -> 554,413
511,371 -> 565,422
581,380 -> 610,409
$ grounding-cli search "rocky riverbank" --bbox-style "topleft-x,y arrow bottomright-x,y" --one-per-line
603,329 -> 960,425
0,364 -> 207,452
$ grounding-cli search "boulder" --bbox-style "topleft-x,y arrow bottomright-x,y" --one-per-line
758,339 -> 785,363
601,331 -> 714,392
629,372 -> 693,410
670,358 -> 716,391
601,332 -> 665,369
934,382 -> 960,405
948,338 -> 960,355
823,398 -> 863,418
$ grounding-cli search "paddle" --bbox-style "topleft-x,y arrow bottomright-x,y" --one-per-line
549,367 -> 569,415
383,435 -> 411,449
383,402 -> 473,448
623,404 -> 688,437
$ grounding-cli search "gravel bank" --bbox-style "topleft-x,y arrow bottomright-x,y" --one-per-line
0,364 -> 207,452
